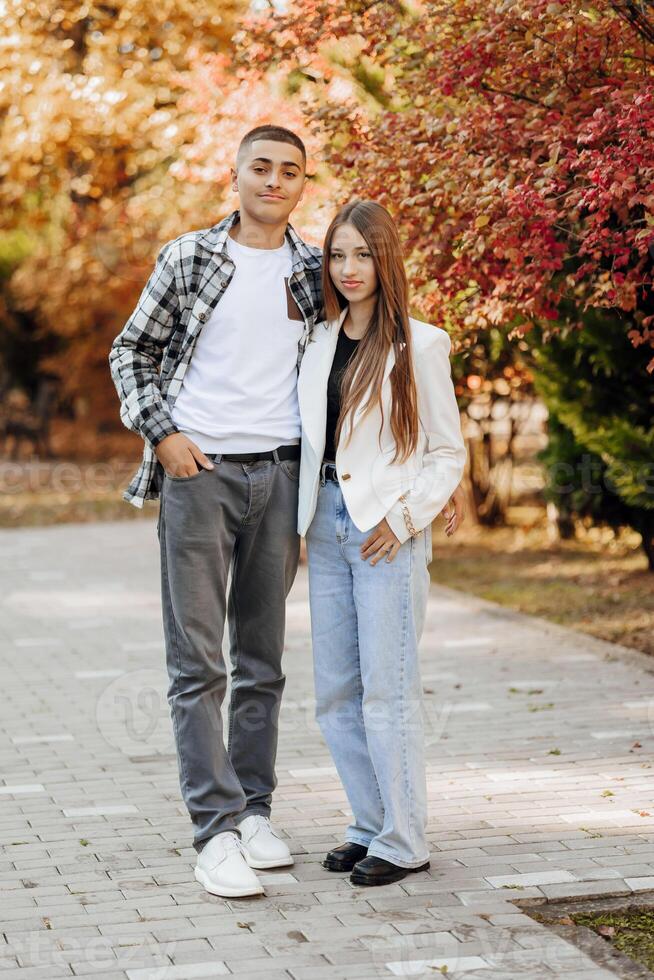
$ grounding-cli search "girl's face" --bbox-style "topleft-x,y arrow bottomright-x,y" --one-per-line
328,223 -> 378,303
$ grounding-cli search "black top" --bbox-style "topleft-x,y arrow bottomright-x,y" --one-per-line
324,327 -> 361,463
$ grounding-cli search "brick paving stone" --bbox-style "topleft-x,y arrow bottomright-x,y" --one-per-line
68,975 -> 132,980
3,520 -> 654,978
625,875 -> 654,889
0,967 -> 74,980
125,964 -> 229,979
539,880 -> 631,900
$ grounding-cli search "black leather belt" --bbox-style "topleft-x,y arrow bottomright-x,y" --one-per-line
207,444 -> 300,463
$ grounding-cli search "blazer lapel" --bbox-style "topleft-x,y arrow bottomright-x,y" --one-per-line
300,306 -> 404,452
298,306 -> 348,457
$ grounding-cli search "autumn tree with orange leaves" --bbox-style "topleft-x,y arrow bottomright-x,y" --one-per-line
0,0 -> 250,448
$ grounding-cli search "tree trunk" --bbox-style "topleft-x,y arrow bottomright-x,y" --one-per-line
546,500 -> 576,541
637,511 -> 654,571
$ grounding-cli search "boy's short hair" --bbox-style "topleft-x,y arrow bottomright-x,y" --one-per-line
236,125 -> 307,169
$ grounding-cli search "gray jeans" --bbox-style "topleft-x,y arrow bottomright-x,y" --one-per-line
156,451 -> 301,853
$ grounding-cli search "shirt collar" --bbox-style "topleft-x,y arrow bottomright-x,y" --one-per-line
197,209 -> 322,271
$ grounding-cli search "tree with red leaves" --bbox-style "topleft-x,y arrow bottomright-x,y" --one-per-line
239,0 -> 654,368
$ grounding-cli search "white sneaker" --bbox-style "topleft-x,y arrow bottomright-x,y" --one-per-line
237,814 -> 294,870
194,831 -> 264,897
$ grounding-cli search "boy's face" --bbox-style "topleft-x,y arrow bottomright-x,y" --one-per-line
232,139 -> 306,225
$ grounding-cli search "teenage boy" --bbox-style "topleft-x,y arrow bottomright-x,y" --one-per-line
109,125 -> 322,897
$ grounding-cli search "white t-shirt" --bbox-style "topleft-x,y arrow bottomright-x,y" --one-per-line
171,234 -> 305,453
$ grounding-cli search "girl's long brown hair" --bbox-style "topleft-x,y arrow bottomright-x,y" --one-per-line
322,200 -> 419,463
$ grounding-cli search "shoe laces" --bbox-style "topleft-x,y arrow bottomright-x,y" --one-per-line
250,814 -> 280,837
241,814 -> 283,844
206,831 -> 248,869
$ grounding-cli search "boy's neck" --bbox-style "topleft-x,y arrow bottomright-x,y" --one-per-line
229,208 -> 289,250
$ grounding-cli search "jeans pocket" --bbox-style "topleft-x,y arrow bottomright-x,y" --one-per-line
164,466 -> 205,482
279,458 -> 300,482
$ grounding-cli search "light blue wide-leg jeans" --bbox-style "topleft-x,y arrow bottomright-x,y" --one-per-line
305,476 -> 431,868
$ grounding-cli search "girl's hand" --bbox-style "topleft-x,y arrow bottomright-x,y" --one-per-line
361,519 -> 402,565
441,483 -> 466,536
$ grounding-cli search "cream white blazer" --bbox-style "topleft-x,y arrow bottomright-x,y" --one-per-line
297,306 -> 467,543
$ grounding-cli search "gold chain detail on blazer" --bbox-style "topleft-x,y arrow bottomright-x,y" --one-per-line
398,494 -> 419,537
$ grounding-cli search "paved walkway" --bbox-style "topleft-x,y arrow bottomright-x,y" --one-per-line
2,519 -> 654,979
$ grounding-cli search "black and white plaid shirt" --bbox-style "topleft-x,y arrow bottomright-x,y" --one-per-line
109,209 -> 323,507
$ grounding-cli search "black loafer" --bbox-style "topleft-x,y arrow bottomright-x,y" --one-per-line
349,855 -> 430,886
322,842 -> 369,872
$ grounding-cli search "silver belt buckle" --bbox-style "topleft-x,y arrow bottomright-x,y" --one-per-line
320,461 -> 337,485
